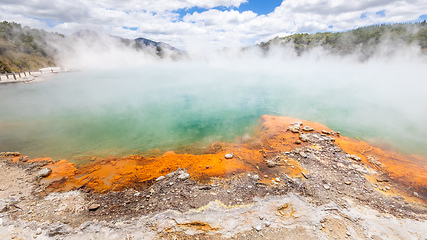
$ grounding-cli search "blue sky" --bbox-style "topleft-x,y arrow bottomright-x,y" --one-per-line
175,0 -> 283,21
237,0 -> 283,15
0,0 -> 426,49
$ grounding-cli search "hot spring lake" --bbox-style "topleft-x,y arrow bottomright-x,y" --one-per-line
1,60 -> 427,163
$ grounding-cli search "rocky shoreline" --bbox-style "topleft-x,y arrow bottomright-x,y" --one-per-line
0,116 -> 426,239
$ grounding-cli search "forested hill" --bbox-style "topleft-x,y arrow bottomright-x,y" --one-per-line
0,21 -> 63,73
1,21 -> 426,73
261,21 -> 427,58
0,21 -> 182,74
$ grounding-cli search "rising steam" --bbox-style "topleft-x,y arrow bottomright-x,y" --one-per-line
0,28 -> 426,160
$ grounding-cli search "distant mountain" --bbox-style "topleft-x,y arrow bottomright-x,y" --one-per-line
135,37 -> 177,50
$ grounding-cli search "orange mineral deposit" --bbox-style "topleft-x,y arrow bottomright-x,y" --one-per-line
35,115 -> 426,204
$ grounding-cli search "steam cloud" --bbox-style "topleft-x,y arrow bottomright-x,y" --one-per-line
0,29 -> 426,160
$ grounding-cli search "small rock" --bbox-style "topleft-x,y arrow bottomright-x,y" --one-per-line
0,200 -> 8,213
248,186 -> 253,189
264,221 -> 271,227
385,186 -> 390,190
301,172 -> 309,179
19,156 -> 29,162
323,185 -> 330,190
414,192 -> 419,198
177,172 -> 190,180
289,126 -> 300,133
35,228 -> 42,235
321,130 -> 330,135
344,181 -> 351,185
155,176 -> 165,181
346,231 -> 351,236
299,134 -> 310,142
376,179 -> 389,182
88,204 -> 100,211
166,172 -> 175,178
266,160 -> 277,168
294,140 -> 302,144
38,168 -> 52,178
302,126 -> 314,132
224,153 -> 234,159
349,154 -> 361,161
275,178 -> 281,182
251,175 -> 260,181
254,225 -> 262,231
294,121 -> 303,126
47,223 -> 70,237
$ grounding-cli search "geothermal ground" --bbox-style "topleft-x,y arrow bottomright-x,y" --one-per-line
0,116 -> 426,240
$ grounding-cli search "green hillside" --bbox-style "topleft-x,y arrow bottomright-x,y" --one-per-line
0,21 -> 63,73
261,21 -> 427,59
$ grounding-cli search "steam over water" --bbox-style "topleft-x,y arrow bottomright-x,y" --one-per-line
1,52 -> 427,162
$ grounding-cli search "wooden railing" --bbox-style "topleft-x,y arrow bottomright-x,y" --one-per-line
0,68 -> 63,83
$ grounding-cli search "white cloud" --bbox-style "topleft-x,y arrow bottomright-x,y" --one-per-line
0,0 -> 426,50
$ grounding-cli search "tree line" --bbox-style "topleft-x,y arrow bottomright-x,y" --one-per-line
260,21 -> 427,59
0,21 -> 65,73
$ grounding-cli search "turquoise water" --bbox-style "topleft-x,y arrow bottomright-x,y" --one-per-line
1,60 -> 426,162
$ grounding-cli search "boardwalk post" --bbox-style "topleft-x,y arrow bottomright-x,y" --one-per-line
18,72 -> 22,78
12,72 -> 16,80
6,73 -> 9,79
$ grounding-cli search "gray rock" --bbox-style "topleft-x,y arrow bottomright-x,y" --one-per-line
302,126 -> 314,132
414,192 -> 420,198
299,133 -> 310,142
35,227 -> 42,235
18,156 -> 29,162
177,172 -> 190,180
266,160 -> 277,168
155,176 -> 165,181
47,223 -> 70,237
38,168 -> 52,178
321,130 -> 331,135
349,154 -> 361,161
88,204 -> 100,211
294,121 -> 303,126
323,185 -> 330,190
287,125 -> 300,133
0,199 -> 8,213
254,225 -> 262,231
166,172 -> 175,178
251,175 -> 260,181
224,153 -> 234,159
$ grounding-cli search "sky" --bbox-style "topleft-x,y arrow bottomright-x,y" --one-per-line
1,0 -> 426,50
